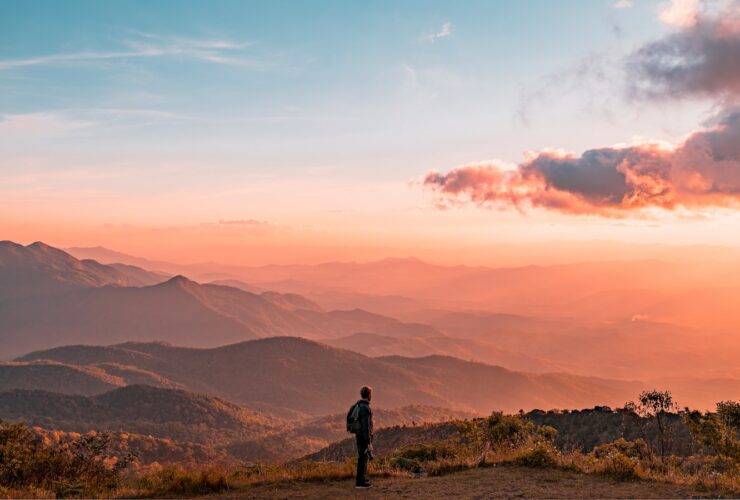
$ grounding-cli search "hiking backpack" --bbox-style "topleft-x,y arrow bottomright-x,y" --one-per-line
346,403 -> 361,433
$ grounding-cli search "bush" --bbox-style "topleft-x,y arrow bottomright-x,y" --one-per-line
512,444 -> 558,469
597,452 -> 640,481
0,419 -> 133,498
593,438 -> 649,461
459,412 -> 557,459
391,442 -> 460,462
391,456 -> 425,474
389,442 -> 462,474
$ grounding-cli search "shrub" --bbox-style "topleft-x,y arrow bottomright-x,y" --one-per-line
511,444 -> 558,469
0,419 -> 133,498
389,442 -> 462,474
597,452 -> 640,481
391,456 -> 425,474
593,438 -> 650,461
391,442 -> 460,462
461,412 -> 557,455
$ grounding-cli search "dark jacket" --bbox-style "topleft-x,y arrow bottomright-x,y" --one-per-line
356,399 -> 373,444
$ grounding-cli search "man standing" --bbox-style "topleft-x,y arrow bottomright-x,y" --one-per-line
353,386 -> 374,489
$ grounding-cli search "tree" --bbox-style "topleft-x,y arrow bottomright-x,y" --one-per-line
684,400 -> 740,460
625,390 -> 678,463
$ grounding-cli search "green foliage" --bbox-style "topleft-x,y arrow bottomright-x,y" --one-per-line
593,438 -> 650,461
389,442 -> 462,474
625,389 -> 679,462
463,412 -> 557,452
524,406 -> 694,457
716,401 -> 740,432
0,418 -> 133,498
589,439 -> 646,481
392,442 -> 460,463
684,400 -> 740,460
511,444 -> 558,469
599,452 -> 640,481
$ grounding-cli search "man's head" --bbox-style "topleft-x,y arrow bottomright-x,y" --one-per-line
360,386 -> 372,401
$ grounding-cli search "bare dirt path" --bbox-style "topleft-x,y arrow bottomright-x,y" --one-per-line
205,465 -> 709,499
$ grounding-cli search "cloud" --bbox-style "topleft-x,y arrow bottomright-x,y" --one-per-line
424,1 -> 740,217
421,22 -> 453,43
658,0 -> 701,27
218,219 -> 270,226
210,219 -> 276,236
0,33 -> 269,71
627,2 -> 740,101
613,0 -> 633,8
423,106 -> 740,216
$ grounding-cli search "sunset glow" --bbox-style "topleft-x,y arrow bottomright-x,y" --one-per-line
2,0 -> 739,265
2,3 -> 740,496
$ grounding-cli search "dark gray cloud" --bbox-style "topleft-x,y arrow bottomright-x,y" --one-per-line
627,9 -> 740,100
424,106 -> 740,215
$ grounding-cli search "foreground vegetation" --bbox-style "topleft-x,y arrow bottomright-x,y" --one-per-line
1,391 -> 738,498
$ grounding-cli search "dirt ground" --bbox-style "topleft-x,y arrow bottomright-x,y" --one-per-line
205,465 -> 711,499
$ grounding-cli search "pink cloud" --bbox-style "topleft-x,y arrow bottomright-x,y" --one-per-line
424,107 -> 740,216
424,3 -> 740,217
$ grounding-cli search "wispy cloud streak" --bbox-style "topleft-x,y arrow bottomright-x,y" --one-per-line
0,33 -> 269,71
421,22 -> 453,43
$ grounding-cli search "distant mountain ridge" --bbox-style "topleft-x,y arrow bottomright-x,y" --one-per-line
15,337 -> 642,416
64,244 -> 740,329
0,241 -> 132,300
0,360 -> 125,394
0,241 -> 446,358
324,332 -> 567,373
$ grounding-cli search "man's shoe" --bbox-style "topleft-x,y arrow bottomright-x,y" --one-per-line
355,482 -> 372,489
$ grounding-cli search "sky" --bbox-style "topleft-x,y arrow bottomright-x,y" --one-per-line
1,0 -> 739,265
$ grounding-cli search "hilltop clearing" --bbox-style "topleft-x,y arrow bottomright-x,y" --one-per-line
208,465 -> 703,499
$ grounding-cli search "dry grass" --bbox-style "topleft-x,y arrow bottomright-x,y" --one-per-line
107,444 -> 740,499
3,411 -> 738,499
198,465 -> 711,499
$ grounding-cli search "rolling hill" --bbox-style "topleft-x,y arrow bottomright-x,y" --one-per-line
323,332 -> 566,373
0,361 -> 125,395
0,385 -> 475,464
16,337 -> 642,416
0,385 -> 278,445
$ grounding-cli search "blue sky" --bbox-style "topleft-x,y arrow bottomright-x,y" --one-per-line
1,0 -> 696,170
1,0 -> 737,263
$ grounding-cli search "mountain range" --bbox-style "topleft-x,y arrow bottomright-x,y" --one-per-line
65,244 -> 740,328
13,337 -> 642,416
0,241 -> 445,359
3,240 -> 739,412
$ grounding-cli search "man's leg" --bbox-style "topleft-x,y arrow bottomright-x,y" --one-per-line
356,436 -> 368,485
361,443 -> 369,482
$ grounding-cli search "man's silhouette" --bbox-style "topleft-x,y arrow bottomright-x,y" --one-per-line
354,386 -> 374,488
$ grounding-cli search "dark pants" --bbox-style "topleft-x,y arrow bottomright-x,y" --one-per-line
356,435 -> 369,485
